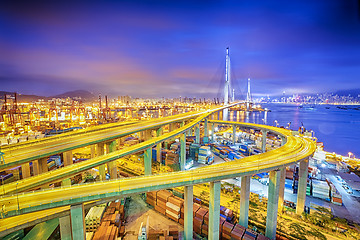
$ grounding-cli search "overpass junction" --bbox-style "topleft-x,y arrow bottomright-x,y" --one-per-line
0,103 -> 316,240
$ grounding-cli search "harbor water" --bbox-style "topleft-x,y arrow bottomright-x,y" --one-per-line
229,103 -> 360,157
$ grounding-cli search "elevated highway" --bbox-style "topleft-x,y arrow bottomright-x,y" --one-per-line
0,129 -> 314,215
0,105 -> 316,240
0,107 -> 235,195
0,108 -> 215,171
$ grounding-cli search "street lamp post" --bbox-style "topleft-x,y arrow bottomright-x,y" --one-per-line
274,120 -> 279,128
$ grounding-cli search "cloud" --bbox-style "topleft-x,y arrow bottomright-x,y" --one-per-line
0,1 -> 359,97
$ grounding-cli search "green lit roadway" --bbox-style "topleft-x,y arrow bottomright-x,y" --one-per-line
0,109 -> 214,171
0,107 -> 226,195
0,112 -> 316,220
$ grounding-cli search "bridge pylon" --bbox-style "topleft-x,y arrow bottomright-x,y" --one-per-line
223,47 -> 231,120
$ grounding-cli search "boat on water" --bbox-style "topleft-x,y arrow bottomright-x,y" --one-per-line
298,105 -> 316,110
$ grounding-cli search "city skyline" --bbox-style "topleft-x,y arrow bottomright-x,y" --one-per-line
1,0 -> 360,98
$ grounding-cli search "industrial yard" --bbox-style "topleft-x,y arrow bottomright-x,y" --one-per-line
0,96 -> 359,240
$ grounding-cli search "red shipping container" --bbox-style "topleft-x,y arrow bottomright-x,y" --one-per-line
256,234 -> 271,240
155,205 -> 166,215
222,233 -> 231,240
193,203 -> 201,215
204,211 -> 209,225
232,223 -> 246,233
219,216 -> 226,228
230,225 -> 245,240
222,221 -> 234,236
168,196 -> 183,208
195,207 -> 208,221
193,216 -> 203,226
194,225 -> 201,234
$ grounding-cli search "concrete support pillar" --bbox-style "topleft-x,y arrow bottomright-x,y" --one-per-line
105,142 -> 110,154
59,215 -> 72,240
261,129 -> 267,153
70,204 -> 85,240
144,148 -> 152,176
32,160 -> 40,176
223,108 -> 228,121
139,131 -> 144,141
169,123 -> 174,132
99,164 -> 106,181
63,151 -> 73,167
180,133 -> 186,171
195,125 -> 200,144
278,167 -> 286,213
97,142 -> 106,181
157,127 -> 163,137
108,161 -> 117,179
184,185 -> 193,240
265,170 -> 281,240
156,143 -> 162,163
106,141 -> 117,179
61,150 -> 72,187
156,127 -> 163,164
186,121 -> 192,136
239,176 -> 250,228
203,118 -> 209,144
145,129 -> 152,141
296,158 -> 309,215
232,125 -> 236,145
90,144 -> 96,158
97,142 -> 104,156
38,158 -> 48,173
21,163 -> 31,179
209,181 -> 221,240
211,123 -> 215,143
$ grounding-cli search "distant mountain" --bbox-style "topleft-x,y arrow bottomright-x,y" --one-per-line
0,90 -> 96,102
52,90 -> 96,101
0,91 -> 45,102
334,89 -> 360,97
18,94 -> 46,102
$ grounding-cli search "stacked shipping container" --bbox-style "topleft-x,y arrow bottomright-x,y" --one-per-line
146,189 -> 270,240
326,178 -> 343,205
311,180 -> 330,201
85,205 -> 106,232
91,201 -> 125,240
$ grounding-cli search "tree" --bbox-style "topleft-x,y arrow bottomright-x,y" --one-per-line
307,227 -> 327,240
289,222 -> 307,240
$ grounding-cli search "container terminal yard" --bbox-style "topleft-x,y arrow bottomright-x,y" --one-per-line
0,97 -> 359,240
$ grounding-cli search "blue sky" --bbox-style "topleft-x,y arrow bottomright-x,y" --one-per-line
0,0 -> 359,98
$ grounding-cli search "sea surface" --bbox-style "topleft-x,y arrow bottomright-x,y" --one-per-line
229,103 -> 360,157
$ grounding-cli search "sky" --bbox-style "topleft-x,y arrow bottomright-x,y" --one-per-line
0,0 -> 360,98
